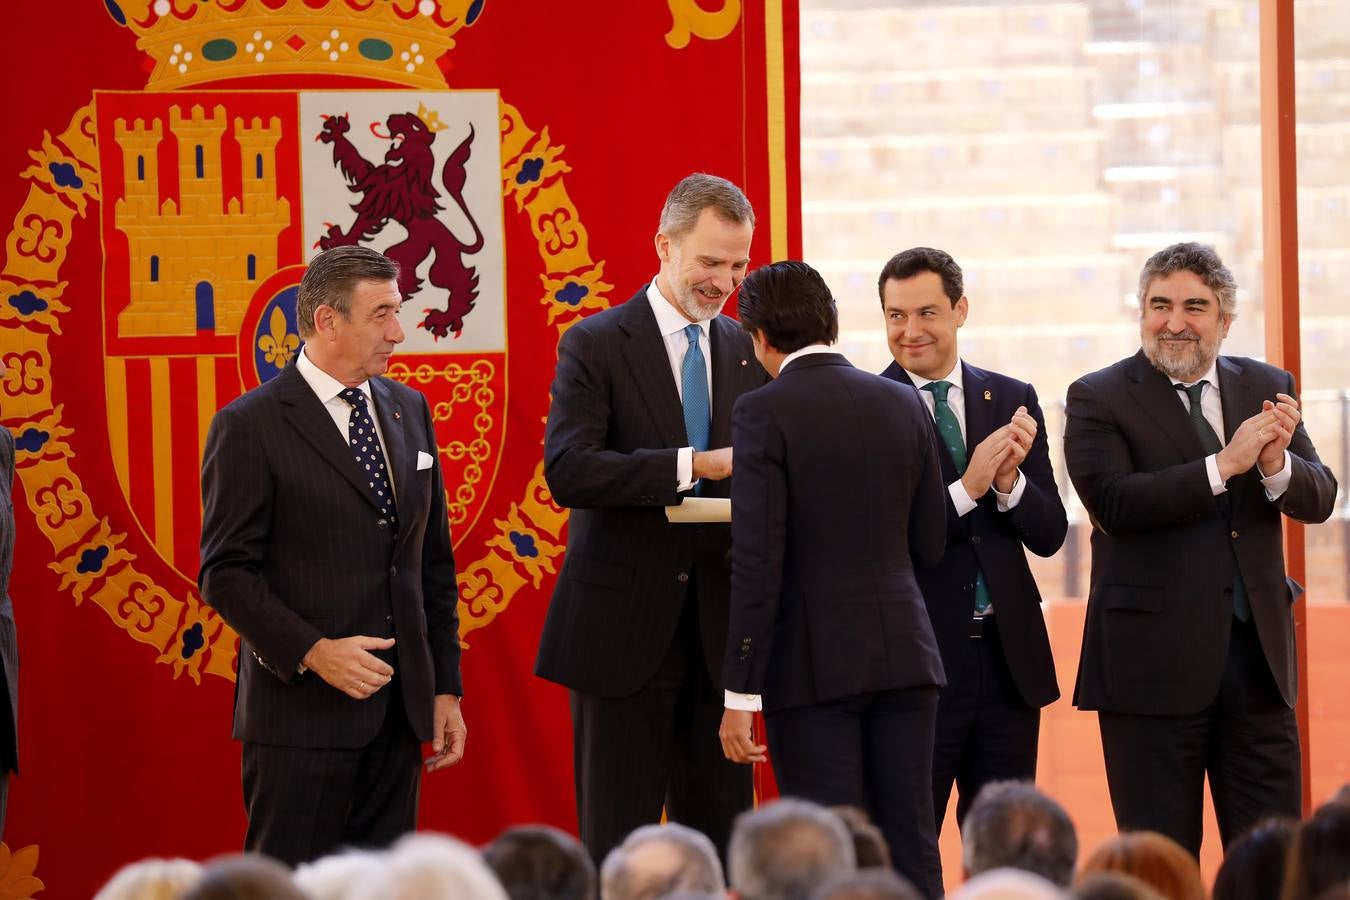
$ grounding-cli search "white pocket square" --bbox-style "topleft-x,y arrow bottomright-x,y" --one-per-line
416,450 -> 435,471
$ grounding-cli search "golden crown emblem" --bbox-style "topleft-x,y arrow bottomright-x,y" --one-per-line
106,0 -> 485,90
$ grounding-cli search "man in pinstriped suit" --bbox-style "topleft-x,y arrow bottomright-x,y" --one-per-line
199,246 -> 465,866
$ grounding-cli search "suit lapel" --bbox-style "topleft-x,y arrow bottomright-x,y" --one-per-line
1124,350 -> 1207,461
961,362 -> 996,458
1216,355 -> 1257,520
370,377 -> 417,521
619,289 -> 688,448
1216,356 -> 1255,444
277,364 -> 381,510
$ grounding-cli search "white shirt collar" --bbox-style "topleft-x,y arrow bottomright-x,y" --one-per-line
779,343 -> 837,373
296,346 -> 370,405
1173,360 -> 1220,391
647,280 -> 712,340
903,358 -> 964,393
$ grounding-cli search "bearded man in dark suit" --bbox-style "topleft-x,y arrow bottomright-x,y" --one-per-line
536,173 -> 767,866
1065,241 -> 1337,856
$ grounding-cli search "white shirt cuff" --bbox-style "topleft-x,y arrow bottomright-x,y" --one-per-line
1205,454 -> 1227,495
949,480 -> 978,517
677,446 -> 695,492
1261,449 -> 1293,500
993,469 -> 1026,512
724,690 -> 762,712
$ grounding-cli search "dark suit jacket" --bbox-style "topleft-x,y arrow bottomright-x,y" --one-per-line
535,287 -> 768,698
199,361 -> 462,749
723,353 -> 947,714
1065,350 -> 1337,715
882,361 -> 1065,709
0,428 -> 17,773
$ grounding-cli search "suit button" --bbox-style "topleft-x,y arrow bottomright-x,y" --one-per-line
390,566 -> 398,576
386,614 -> 394,623
971,535 -> 981,545
677,572 -> 690,583
377,518 -> 389,528
1231,530 -> 1239,539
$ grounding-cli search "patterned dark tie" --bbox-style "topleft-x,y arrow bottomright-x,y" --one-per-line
339,387 -> 398,532
1176,381 -> 1250,621
921,380 -> 992,615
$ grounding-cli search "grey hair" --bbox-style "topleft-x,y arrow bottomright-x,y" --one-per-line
658,173 -> 755,239
600,822 -> 725,900
1137,242 -> 1238,319
729,798 -> 857,900
353,833 -> 507,900
962,781 -> 1078,888
296,245 -> 401,339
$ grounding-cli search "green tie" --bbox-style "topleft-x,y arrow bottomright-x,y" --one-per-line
1177,381 -> 1251,622
922,380 -> 991,615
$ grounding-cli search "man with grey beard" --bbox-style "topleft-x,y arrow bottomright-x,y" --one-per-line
536,173 -> 767,867
1064,242 -> 1336,858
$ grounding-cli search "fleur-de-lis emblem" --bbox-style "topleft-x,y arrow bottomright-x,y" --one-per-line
258,305 -> 299,369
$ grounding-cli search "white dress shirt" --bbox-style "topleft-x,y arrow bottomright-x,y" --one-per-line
902,360 -> 1026,516
647,281 -> 713,491
1171,361 -> 1290,499
296,346 -> 397,498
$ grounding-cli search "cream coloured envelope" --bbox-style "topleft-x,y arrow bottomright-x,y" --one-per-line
665,498 -> 731,523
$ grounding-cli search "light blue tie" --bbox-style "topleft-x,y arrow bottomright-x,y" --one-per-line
681,323 -> 710,452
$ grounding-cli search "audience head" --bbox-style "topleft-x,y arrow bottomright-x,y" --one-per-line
728,797 -> 856,900
962,781 -> 1078,888
353,833 -> 508,900
811,868 -> 922,900
95,858 -> 203,900
1331,783 -> 1350,807
1211,817 -> 1297,900
1281,801 -> 1350,900
181,854 -> 307,900
600,822 -> 725,900
292,849 -> 387,900
1078,831 -> 1204,900
951,867 -> 1067,899
829,806 -> 892,870
483,824 -> 597,900
1069,872 -> 1164,900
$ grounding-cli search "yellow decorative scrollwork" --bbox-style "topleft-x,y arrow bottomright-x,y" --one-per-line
665,0 -> 743,49
0,842 -> 44,900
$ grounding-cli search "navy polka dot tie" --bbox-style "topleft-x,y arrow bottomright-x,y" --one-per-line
339,387 -> 397,531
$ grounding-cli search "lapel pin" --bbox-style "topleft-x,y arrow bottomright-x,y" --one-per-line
984,390 -> 992,401
393,410 -> 401,420
740,359 -> 748,366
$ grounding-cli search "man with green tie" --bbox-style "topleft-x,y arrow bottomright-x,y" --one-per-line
878,247 -> 1067,835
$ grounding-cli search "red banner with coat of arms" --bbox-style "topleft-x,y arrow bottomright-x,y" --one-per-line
0,0 -> 800,894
